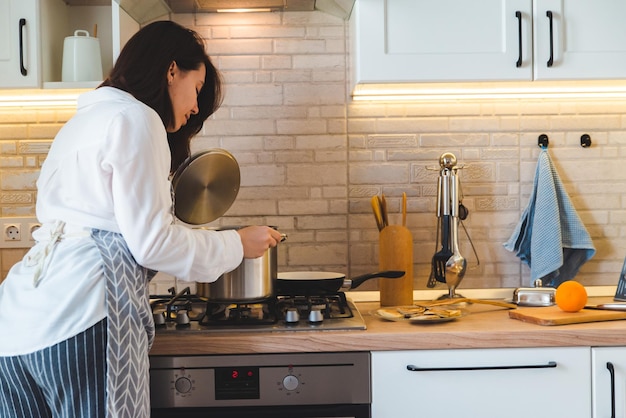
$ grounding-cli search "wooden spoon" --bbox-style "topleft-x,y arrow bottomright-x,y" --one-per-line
371,196 -> 384,231
402,192 -> 407,227
380,194 -> 389,228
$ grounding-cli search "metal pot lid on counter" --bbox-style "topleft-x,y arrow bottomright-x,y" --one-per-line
171,149 -> 240,225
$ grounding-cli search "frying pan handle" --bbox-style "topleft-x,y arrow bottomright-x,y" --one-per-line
348,270 -> 405,290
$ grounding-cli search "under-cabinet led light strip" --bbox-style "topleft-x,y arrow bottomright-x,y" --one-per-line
352,80 -> 626,101
216,8 -> 273,12
0,90 -> 87,108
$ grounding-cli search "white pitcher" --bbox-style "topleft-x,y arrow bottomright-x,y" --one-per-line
62,30 -> 103,82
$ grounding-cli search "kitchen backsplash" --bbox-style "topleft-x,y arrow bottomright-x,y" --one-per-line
2,11 -> 626,292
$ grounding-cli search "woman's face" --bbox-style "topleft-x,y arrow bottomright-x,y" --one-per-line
167,61 -> 206,133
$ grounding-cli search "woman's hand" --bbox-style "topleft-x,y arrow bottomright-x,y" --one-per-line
237,226 -> 283,258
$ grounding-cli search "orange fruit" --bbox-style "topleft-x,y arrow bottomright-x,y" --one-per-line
555,281 -> 588,312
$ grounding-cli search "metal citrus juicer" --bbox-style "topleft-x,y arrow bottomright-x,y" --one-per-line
429,152 -> 467,299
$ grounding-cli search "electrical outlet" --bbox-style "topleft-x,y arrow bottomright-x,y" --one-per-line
28,223 -> 41,241
0,217 -> 40,248
4,224 -> 20,241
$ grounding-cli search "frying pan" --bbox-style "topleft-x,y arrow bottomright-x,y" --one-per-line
276,270 -> 405,295
171,149 -> 240,225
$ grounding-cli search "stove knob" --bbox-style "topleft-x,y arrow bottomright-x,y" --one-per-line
282,374 -> 299,391
153,311 -> 166,326
176,310 -> 190,327
285,308 -> 300,324
308,308 -> 324,324
175,377 -> 193,394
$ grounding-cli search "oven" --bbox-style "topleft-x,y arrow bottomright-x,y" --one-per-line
150,352 -> 371,417
148,288 -> 371,417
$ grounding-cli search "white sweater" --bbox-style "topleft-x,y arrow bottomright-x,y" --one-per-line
0,87 -> 242,355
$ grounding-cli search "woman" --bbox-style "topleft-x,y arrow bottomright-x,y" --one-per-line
0,21 -> 282,418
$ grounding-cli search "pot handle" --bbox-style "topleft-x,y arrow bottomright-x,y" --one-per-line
348,270 -> 405,290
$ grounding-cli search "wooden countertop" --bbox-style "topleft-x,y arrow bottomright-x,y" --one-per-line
149,297 -> 626,356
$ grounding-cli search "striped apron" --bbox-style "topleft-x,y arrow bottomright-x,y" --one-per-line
91,229 -> 156,418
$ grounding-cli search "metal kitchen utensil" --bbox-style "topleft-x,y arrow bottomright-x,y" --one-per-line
426,297 -> 518,309
432,215 -> 452,283
443,216 -> 466,299
588,303 -> 626,311
442,169 -> 466,299
171,149 -> 240,225
513,287 -> 555,307
427,216 -> 440,288
431,165 -> 452,283
428,177 -> 444,288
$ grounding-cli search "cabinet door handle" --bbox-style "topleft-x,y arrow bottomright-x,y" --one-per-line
515,11 -> 522,67
546,10 -> 554,67
607,362 -> 615,418
406,361 -> 557,372
19,18 -> 27,76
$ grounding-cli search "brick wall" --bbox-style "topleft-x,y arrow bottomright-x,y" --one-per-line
2,11 -> 626,290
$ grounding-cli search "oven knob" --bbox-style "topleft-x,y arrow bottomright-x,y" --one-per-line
176,310 -> 190,327
285,308 -> 299,324
175,377 -> 193,394
308,308 -> 323,324
282,375 -> 299,391
153,311 -> 166,326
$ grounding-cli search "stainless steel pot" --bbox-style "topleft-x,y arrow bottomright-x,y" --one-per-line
196,226 -> 280,303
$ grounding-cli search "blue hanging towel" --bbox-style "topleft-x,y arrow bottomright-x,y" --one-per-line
503,148 -> 595,287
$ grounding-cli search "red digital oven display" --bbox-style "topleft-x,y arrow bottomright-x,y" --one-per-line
214,367 -> 260,400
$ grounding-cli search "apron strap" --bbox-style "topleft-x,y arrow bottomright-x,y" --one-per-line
24,220 -> 65,287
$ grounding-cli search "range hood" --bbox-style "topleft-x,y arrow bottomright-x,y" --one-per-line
168,0 -> 354,18
112,0 -> 355,23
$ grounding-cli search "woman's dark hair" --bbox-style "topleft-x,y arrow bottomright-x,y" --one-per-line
100,20 -> 222,173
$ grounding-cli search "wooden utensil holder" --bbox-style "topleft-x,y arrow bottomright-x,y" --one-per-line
379,225 -> 414,306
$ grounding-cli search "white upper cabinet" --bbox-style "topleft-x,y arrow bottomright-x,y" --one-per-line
351,0 -> 531,83
533,0 -> 626,80
351,0 -> 626,85
0,0 -> 40,88
0,0 -> 141,89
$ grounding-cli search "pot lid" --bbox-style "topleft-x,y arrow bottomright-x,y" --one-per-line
171,149 -> 240,225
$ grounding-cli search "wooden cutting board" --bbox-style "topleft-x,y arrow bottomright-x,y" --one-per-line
509,306 -> 626,326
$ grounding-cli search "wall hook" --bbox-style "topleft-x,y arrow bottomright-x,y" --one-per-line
538,134 -> 549,149
580,134 -> 592,148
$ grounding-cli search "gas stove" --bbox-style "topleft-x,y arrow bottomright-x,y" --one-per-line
150,287 -> 366,333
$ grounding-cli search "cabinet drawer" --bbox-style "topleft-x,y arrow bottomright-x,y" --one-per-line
592,347 -> 626,418
372,347 -> 590,418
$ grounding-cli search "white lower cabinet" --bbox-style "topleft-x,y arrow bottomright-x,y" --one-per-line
592,347 -> 626,418
372,347 -> 591,418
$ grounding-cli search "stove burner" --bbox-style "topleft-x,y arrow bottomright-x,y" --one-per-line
150,287 -> 205,326
150,287 -> 365,332
276,293 -> 354,320
229,306 -> 252,320
200,302 -> 276,326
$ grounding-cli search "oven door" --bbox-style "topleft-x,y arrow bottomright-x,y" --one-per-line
151,404 -> 370,417
150,352 -> 371,418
